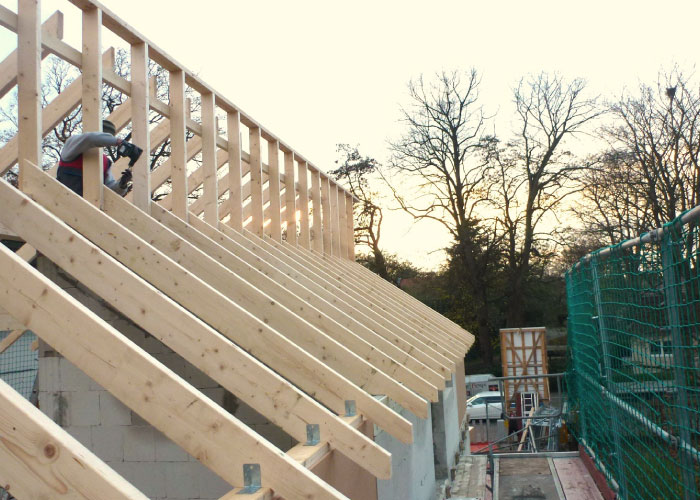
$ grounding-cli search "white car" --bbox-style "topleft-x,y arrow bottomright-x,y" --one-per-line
467,391 -> 503,421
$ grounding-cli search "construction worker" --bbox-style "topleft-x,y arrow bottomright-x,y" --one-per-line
56,119 -> 132,196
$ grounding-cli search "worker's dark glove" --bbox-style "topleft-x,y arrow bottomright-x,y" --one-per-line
118,169 -> 132,189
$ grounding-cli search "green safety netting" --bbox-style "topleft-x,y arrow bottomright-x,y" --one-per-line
566,212 -> 700,500
0,329 -> 37,400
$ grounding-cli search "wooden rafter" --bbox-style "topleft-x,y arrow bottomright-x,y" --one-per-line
0,173 -> 390,480
0,378 -> 148,499
18,163 -> 414,444
0,240 -> 344,498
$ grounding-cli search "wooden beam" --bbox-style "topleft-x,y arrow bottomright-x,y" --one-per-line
218,225 -> 453,380
81,6 -> 103,207
0,10 -> 63,100
338,186 -> 348,259
334,255 -> 474,345
17,0 -> 41,191
0,239 -> 343,498
267,139 -> 282,242
189,215 -> 446,391
163,146 -> 229,211
311,169 -> 323,252
0,308 -> 26,331
297,160 -> 310,249
328,254 -> 473,351
19,163 -> 413,444
130,41 -> 150,212
220,488 -> 272,500
284,150 -> 297,244
346,193 -> 355,260
248,126 -> 264,237
169,69 -> 188,220
201,91 -> 219,224
0,329 -> 26,354
321,175 -> 332,255
106,194 -> 429,419
293,246 -> 467,361
0,378 -> 148,500
226,110 -> 243,230
0,73 -> 78,175
242,230 -> 457,373
330,182 -> 341,257
149,205 -> 439,405
0,175 -> 390,480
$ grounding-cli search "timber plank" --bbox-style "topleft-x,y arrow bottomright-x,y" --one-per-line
19,163 -> 413,444
103,191 -> 429,417
0,242 -> 344,498
0,378 -> 147,500
151,203 -> 440,403
198,216 -> 451,384
186,212 -> 446,390
0,177 -> 390,479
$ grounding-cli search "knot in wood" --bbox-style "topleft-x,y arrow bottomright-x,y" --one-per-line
43,443 -> 57,459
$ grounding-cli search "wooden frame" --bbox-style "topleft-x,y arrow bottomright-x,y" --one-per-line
0,239 -> 343,498
0,172 -> 390,480
0,1 -> 477,495
500,327 -> 550,405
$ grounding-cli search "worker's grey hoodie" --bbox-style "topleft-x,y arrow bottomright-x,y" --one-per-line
60,132 -> 127,195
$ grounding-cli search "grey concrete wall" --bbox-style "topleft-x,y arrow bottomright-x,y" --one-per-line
431,373 -> 460,479
35,258 -> 295,500
375,396 -> 436,500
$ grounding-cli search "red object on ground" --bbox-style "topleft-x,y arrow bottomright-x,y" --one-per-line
471,442 -> 489,453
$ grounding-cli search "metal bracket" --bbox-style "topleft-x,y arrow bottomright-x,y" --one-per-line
345,399 -> 356,417
238,464 -> 261,494
305,423 -> 320,446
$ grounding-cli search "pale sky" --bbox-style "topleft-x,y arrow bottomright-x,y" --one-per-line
1,0 -> 699,269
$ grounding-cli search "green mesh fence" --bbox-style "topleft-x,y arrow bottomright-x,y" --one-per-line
0,329 -> 38,400
566,211 -> 700,500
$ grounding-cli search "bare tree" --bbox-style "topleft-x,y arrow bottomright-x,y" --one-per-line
331,144 -> 391,281
602,68 -> 700,228
571,150 -> 653,245
486,73 -> 601,326
387,69 -> 501,364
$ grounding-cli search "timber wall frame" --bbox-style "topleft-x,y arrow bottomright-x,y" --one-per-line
0,0 -> 475,497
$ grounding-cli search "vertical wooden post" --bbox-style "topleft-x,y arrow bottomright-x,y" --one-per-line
297,160 -> 310,249
130,41 -> 150,213
321,174 -> 332,255
17,0 -> 42,190
248,126 -> 264,237
284,151 -> 297,245
338,187 -> 348,258
169,69 -> 188,221
311,168 -> 322,252
201,92 -> 218,224
226,110 -> 242,230
330,181 -> 341,256
345,193 -> 355,260
81,6 -> 103,207
267,140 -> 282,242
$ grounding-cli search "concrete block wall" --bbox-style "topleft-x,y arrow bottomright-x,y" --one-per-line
35,257 -> 295,499
431,373 -> 460,479
375,396 -> 437,500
